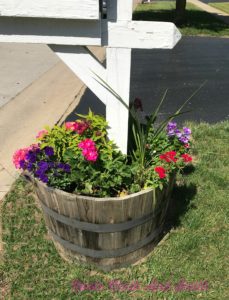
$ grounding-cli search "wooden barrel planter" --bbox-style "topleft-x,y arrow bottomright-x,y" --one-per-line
25,173 -> 175,271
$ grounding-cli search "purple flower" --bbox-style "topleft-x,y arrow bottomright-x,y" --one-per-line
167,130 -> 176,137
63,164 -> 71,173
19,160 -> 26,170
57,163 -> 65,169
57,163 -> 71,173
39,174 -> 49,183
179,136 -> 189,144
183,127 -> 191,136
175,129 -> 182,138
167,122 -> 177,130
25,151 -> 37,163
35,167 -> 49,183
27,162 -> 34,172
37,161 -> 49,171
49,162 -> 55,168
44,146 -> 54,157
167,122 -> 177,137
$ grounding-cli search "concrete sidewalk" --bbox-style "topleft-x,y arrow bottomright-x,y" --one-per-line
188,0 -> 229,24
0,45 -> 105,201
0,44 -> 59,108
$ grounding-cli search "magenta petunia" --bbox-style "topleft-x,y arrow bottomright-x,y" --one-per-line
78,138 -> 99,162
12,144 -> 39,169
78,139 -> 96,150
36,129 -> 48,139
65,122 -> 77,131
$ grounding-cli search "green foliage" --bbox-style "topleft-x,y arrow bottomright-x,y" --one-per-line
33,111 -> 139,197
94,74 -> 204,190
15,94 -> 195,196
41,125 -> 74,159
2,121 -> 229,299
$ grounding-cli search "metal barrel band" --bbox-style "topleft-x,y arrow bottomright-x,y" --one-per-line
49,225 -> 164,258
40,200 -> 165,233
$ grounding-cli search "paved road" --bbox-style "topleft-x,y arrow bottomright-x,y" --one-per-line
70,36 -> 229,125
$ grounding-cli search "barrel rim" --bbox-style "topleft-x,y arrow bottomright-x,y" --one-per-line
23,171 -> 172,202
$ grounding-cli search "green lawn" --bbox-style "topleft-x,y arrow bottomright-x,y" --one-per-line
1,121 -> 229,299
209,2 -> 229,14
133,2 -> 229,37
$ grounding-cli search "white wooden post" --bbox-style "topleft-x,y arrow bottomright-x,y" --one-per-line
105,0 -> 133,153
0,0 -> 182,154
106,48 -> 131,153
50,46 -> 107,105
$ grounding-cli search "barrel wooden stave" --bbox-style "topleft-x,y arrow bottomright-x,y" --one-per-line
31,174 -> 175,270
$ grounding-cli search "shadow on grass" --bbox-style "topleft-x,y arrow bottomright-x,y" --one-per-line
133,9 -> 229,33
166,182 -> 197,228
165,166 -> 197,231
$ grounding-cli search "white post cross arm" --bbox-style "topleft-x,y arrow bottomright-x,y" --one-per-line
0,0 -> 182,153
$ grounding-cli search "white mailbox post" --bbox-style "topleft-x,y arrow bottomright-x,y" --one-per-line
0,0 -> 181,153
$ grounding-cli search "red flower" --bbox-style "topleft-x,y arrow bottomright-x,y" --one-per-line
155,166 -> 166,179
74,121 -> 89,135
184,143 -> 190,149
181,153 -> 192,163
160,151 -> 177,163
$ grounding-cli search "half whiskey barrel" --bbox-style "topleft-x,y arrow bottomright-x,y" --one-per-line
25,173 -> 175,271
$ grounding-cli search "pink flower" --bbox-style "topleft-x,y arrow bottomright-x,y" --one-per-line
65,121 -> 89,134
65,122 -> 77,131
83,149 -> 98,162
36,129 -> 48,139
13,144 -> 39,169
78,139 -> 96,150
78,138 -> 98,162
13,149 -> 27,169
74,121 -> 89,135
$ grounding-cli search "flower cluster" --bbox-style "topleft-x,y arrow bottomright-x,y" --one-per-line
65,120 -> 89,135
13,109 -> 193,196
154,150 -> 192,179
13,144 -> 40,170
155,166 -> 166,179
181,153 -> 193,163
159,151 -> 177,163
35,160 -> 71,183
36,129 -> 48,140
167,122 -> 191,144
13,145 -> 71,183
78,139 -> 98,162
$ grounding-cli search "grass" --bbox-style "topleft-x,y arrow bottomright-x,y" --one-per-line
1,121 -> 229,299
209,2 -> 229,14
133,2 -> 229,37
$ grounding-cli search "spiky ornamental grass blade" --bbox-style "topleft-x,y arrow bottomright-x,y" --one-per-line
93,72 -> 206,169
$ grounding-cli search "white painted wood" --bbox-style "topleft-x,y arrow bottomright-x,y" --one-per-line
51,46 -> 107,105
104,21 -> 182,49
107,0 -> 133,21
0,0 -> 182,154
51,45 -> 131,153
0,18 -> 101,46
0,18 -> 181,49
0,0 -> 100,20
106,48 -> 132,154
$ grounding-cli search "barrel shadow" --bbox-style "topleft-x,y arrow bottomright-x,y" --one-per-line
165,178 -> 197,231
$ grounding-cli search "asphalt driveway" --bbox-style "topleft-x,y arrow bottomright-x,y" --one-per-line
71,36 -> 229,124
